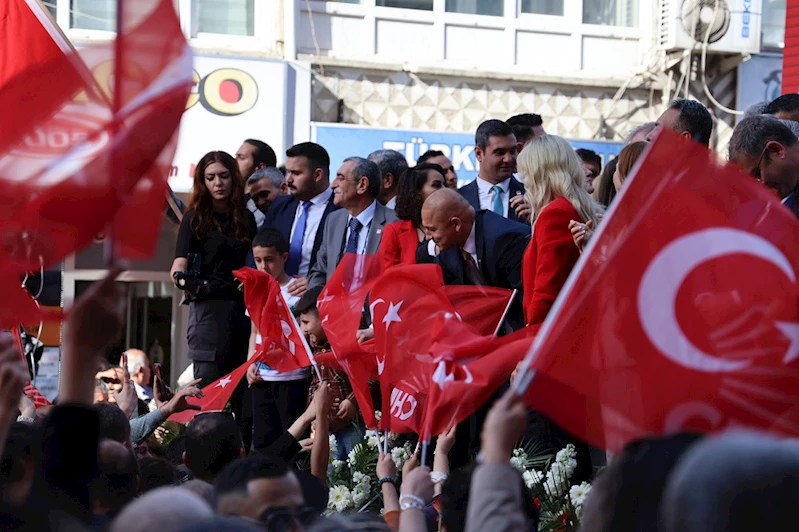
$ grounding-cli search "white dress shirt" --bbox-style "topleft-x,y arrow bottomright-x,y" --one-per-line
289,188 -> 333,278
386,196 -> 397,210
476,176 -> 510,217
247,197 -> 266,229
346,200 -> 377,254
462,222 -> 479,267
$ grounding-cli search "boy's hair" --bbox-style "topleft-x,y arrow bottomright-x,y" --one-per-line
252,228 -> 289,254
296,286 -> 324,315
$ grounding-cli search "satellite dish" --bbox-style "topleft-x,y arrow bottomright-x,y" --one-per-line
681,0 -> 731,44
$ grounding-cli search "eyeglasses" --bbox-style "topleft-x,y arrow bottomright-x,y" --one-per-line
749,146 -> 769,181
259,506 -> 317,531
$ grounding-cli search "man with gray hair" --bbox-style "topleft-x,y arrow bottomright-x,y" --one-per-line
728,114 -> 799,216
247,167 -> 286,223
368,149 -> 407,210
308,156 -> 397,288
625,122 -> 656,144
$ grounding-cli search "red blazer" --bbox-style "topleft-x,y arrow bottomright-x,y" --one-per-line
379,219 -> 421,269
522,197 -> 583,326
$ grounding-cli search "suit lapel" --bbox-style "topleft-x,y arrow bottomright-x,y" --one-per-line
460,181 -> 480,212
279,196 -> 299,237
507,178 -> 524,223
331,210 -> 348,268
311,198 -> 338,269
473,212 -> 489,280
366,204 -> 387,255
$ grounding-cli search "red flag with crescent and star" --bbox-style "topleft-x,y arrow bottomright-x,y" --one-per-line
515,128 -> 799,453
233,267 -> 315,373
168,359 -> 250,424
317,253 -> 383,428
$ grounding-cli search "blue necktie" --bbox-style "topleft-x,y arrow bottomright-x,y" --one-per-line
491,185 -> 504,215
286,201 -> 310,276
344,217 -> 362,254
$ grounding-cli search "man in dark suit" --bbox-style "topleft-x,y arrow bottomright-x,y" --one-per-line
458,119 -> 531,225
422,188 -> 529,328
729,115 -> 799,218
421,187 -> 530,468
309,157 -> 398,289
262,142 -> 340,297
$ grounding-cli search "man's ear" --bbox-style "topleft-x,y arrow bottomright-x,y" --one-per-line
474,146 -> 484,163
383,173 -> 394,190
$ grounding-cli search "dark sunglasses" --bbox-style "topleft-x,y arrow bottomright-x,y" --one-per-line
260,506 -> 317,531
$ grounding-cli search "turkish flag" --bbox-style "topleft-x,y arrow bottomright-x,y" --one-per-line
419,318 -> 535,441
372,264 -> 453,434
444,285 -> 516,336
233,267 -> 315,373
0,0 -> 192,286
517,129 -> 799,453
169,359 -> 250,424
318,254 -> 383,428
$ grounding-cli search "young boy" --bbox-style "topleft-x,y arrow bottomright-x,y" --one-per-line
246,228 -> 311,452
295,286 -> 360,461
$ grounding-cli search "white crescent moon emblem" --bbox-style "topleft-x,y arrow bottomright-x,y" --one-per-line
638,228 -> 795,373
370,298 -> 386,375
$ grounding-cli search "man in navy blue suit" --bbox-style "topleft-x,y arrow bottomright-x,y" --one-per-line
421,188 -> 529,329
458,119 -> 531,226
262,142 -> 340,297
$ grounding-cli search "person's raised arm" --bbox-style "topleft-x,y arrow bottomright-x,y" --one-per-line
433,425 -> 457,496
0,335 -> 31,458
310,382 -> 333,482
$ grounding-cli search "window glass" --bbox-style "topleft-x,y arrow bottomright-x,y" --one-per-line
762,0 -> 786,49
197,0 -> 255,36
377,0 -> 433,10
445,0 -> 502,17
70,0 -> 115,31
583,0 -> 638,28
521,0 -> 564,16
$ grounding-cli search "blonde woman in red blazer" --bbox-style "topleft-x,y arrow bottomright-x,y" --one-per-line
518,135 -> 600,326
379,163 -> 446,269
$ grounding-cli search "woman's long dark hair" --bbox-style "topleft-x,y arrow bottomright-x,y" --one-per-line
595,157 -> 618,207
188,151 -> 251,245
395,163 -> 445,228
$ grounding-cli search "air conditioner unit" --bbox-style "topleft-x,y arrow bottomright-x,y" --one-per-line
658,0 -> 762,55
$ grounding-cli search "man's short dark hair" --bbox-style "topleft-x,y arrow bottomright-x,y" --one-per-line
417,150 -> 445,164
184,413 -> 243,481
252,227 -> 289,254
368,149 -> 409,184
244,139 -> 277,169
668,99 -> 713,147
475,119 -> 514,151
506,113 -> 544,145
92,439 -> 139,511
342,156 -> 381,198
296,285 -> 324,316
765,94 -> 799,117
214,455 -> 290,502
729,114 -> 799,161
2,422 -> 40,483
95,403 -> 131,445
575,148 -> 602,169
285,142 -> 330,176
164,435 -> 187,466
138,456 -> 179,494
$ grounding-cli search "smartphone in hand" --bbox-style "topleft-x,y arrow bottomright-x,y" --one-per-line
154,363 -> 174,401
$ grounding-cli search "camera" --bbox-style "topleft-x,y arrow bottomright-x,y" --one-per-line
173,253 -> 212,298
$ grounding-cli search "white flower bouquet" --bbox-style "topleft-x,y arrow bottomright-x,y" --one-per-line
514,444 -> 592,531
326,414 -> 412,514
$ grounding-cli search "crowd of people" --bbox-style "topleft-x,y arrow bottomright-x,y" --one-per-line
4,93 -> 799,531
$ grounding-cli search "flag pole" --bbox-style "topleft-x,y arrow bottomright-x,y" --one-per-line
492,289 -> 518,337
420,440 -> 429,468
280,292 -> 323,382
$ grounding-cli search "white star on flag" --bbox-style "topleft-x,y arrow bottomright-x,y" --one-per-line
382,301 -> 403,330
215,376 -> 232,389
776,321 -> 799,363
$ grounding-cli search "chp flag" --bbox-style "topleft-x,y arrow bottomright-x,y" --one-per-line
515,128 -> 799,454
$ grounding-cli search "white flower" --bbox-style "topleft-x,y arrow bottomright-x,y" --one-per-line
365,430 -> 380,449
375,411 -> 382,422
544,462 -> 571,497
522,469 -> 543,489
570,482 -> 592,508
329,435 -> 338,457
509,456 -> 526,472
555,444 -> 576,464
328,485 -> 352,512
352,471 -> 371,494
352,486 -> 368,507
348,444 -> 365,466
331,460 -> 345,472
391,445 -> 411,469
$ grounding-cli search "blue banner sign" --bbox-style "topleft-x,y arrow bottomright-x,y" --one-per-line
312,123 -> 623,188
